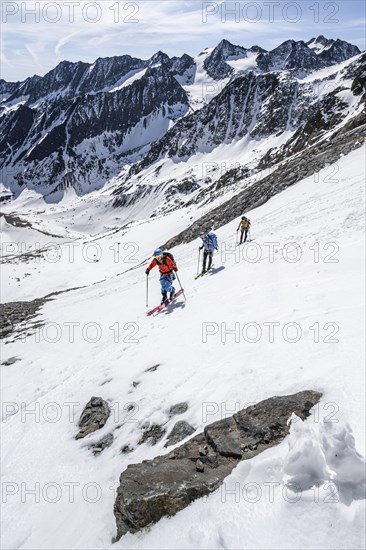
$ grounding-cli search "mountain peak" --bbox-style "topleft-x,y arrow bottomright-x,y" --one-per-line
314,35 -> 330,44
216,38 -> 234,49
204,39 -> 250,79
150,51 -> 170,64
306,36 -> 361,60
214,38 -> 246,53
306,35 -> 334,50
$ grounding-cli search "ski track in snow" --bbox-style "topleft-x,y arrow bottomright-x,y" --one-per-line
1,148 -> 365,550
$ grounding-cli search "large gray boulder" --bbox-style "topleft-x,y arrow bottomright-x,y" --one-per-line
75,397 -> 110,440
114,390 -> 321,539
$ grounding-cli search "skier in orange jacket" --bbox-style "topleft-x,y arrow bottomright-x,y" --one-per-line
145,249 -> 178,303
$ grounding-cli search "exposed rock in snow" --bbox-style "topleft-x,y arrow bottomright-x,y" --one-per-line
165,420 -> 196,447
114,390 -> 321,539
169,402 -> 189,416
0,297 -> 49,339
89,432 -> 114,455
0,356 -> 20,366
138,423 -> 167,445
120,444 -> 134,455
75,397 -> 111,439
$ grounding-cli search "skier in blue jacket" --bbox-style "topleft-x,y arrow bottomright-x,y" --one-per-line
199,231 -> 218,273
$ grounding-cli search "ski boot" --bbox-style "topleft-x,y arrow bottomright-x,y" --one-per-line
169,287 -> 176,301
161,291 -> 168,304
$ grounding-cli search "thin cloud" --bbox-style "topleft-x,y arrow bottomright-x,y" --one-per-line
25,43 -> 44,72
55,32 -> 81,57
1,0 -> 365,81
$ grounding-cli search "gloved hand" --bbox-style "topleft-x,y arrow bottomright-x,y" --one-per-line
145,269 -> 150,275
173,267 -> 178,272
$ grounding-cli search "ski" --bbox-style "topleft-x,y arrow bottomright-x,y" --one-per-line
194,266 -> 214,279
147,289 -> 184,316
236,240 -> 254,246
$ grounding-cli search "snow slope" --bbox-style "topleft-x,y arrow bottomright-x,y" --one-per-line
1,147 -> 365,549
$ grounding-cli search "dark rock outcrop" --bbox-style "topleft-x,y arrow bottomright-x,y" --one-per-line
0,286 -> 86,341
89,433 -> 114,455
169,402 -> 188,416
76,397 -> 110,439
1,356 -> 20,366
165,420 -> 196,447
138,424 -> 166,445
121,444 -> 134,455
114,390 -> 322,539
0,297 -> 50,340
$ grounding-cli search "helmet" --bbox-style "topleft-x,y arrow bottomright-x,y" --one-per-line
241,216 -> 246,220
153,248 -> 163,258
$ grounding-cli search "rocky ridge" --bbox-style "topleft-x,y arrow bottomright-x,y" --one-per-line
114,390 -> 322,539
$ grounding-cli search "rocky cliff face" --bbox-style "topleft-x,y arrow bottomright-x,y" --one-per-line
256,37 -> 360,73
307,35 -> 361,65
129,51 -> 364,178
0,63 -> 190,194
0,37 -> 362,199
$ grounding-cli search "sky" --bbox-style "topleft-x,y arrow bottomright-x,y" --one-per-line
1,0 -> 365,82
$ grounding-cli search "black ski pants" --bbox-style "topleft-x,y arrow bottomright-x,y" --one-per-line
202,250 -> 213,272
240,228 -> 248,244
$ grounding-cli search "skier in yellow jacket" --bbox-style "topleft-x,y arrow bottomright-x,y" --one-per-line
237,216 -> 251,244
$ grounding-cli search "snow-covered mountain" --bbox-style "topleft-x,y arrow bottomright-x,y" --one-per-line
0,36 -> 363,204
202,39 -> 266,79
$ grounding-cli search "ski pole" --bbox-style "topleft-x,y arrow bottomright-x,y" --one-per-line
235,230 -> 238,246
249,229 -> 252,242
175,272 -> 187,302
197,248 -> 201,274
146,274 -> 149,308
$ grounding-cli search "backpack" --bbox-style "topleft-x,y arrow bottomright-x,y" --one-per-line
207,232 -> 218,250
163,251 -> 175,264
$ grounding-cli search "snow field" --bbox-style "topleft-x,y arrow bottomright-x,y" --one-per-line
1,147 -> 365,549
